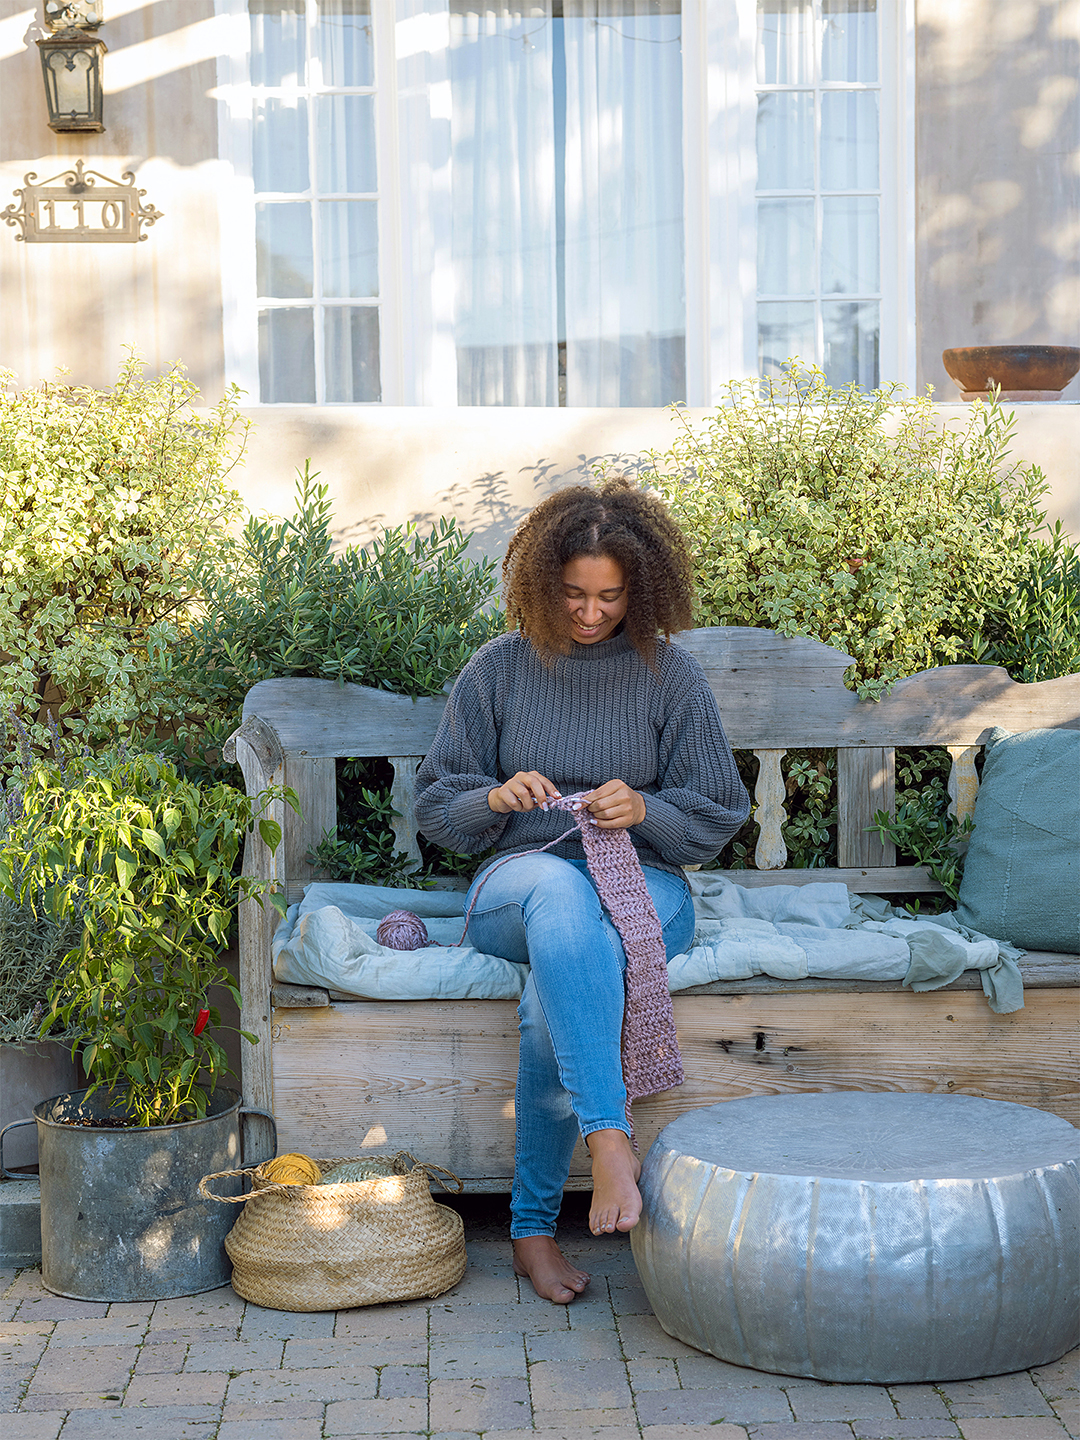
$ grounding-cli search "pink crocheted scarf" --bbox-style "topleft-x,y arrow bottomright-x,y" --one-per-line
461,795 -> 685,1136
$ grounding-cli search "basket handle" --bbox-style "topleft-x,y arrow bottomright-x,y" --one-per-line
199,1166 -> 256,1203
396,1152 -> 464,1194
198,1165 -> 298,1203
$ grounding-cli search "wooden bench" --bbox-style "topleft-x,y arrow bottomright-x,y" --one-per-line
224,628 -> 1080,1184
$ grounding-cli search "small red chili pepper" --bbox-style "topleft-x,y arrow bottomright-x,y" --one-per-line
193,1008 -> 210,1037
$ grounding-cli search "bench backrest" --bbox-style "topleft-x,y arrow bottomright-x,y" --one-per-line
225,626 -> 1080,906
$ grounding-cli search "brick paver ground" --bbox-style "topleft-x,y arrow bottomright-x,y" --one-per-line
1,1193 -> 1075,1440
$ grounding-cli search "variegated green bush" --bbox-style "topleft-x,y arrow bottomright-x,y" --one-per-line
0,355 -> 247,757
647,364 -> 1050,698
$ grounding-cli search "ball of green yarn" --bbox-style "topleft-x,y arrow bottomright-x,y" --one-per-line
318,1158 -> 401,1186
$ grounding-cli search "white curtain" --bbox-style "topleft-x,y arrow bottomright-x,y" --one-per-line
563,0 -> 685,406
395,0 -> 683,406
449,0 -> 558,406
396,0 -> 457,403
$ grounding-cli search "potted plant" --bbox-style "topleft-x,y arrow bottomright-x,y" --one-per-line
0,745 -> 295,1301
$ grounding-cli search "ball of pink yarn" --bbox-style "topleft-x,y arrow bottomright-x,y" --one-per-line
376,909 -> 429,950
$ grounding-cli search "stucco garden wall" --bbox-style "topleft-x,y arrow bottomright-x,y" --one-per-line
230,403 -> 1080,557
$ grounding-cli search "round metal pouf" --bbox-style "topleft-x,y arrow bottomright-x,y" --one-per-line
632,1093 -> 1079,1384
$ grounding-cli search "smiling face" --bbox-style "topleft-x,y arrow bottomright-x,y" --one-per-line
561,553 -> 629,645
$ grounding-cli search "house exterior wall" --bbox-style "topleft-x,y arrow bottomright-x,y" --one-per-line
0,0 -> 225,395
915,0 -> 1080,401
1,0 -> 1076,536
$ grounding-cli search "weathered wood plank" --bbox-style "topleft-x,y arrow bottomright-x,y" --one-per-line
751,749 -> 787,869
243,680 -> 446,757
270,990 -> 1079,1182
242,641 -> 1080,760
712,865 -> 945,892
388,756 -> 423,871
947,744 -> 980,822
837,747 -> 895,867
283,755 -> 337,893
272,983 -> 333,1008
268,950 -> 1078,1014
232,731 -> 285,1159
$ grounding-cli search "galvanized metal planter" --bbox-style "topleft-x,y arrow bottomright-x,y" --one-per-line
1,1086 -> 275,1302
632,1093 -> 1080,1384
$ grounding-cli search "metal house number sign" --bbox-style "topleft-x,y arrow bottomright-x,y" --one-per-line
2,159 -> 163,243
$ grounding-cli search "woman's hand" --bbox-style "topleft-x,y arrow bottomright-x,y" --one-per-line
582,779 -> 646,829
488,771 -> 562,814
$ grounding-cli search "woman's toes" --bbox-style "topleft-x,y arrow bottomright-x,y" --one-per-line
512,1236 -> 591,1304
587,1129 -> 643,1234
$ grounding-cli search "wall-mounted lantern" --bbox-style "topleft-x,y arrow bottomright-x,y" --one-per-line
37,3 -> 107,134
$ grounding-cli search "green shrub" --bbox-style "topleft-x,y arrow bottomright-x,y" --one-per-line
308,757 -> 486,887
646,364 -> 1051,698
172,471 -> 503,882
0,355 -> 246,759
171,467 -> 503,769
0,718 -> 82,1041
871,748 -> 974,904
966,521 -> 1080,683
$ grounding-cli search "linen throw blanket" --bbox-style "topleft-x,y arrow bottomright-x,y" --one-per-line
273,875 -> 1028,1015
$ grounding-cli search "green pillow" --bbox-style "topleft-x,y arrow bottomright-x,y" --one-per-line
955,727 -> 1079,954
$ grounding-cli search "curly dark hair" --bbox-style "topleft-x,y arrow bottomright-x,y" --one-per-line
503,477 -> 695,663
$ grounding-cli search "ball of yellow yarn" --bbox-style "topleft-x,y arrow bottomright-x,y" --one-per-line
263,1153 -> 321,1186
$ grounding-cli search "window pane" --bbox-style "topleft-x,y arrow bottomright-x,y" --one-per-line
822,196 -> 878,293
822,0 -> 877,83
249,0 -> 305,87
756,0 -> 812,85
321,201 -> 378,297
253,97 -> 309,192
317,0 -> 374,86
256,202 -> 313,297
758,300 -> 815,376
259,308 -> 315,401
756,92 -> 814,190
562,0 -> 686,407
757,198 -> 815,294
823,299 -> 879,387
317,95 -> 377,193
325,306 -> 381,401
821,91 -> 878,189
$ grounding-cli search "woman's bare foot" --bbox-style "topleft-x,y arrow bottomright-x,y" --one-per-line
512,1235 -> 590,1304
586,1128 -> 642,1234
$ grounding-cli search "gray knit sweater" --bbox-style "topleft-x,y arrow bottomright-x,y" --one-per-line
414,630 -> 751,876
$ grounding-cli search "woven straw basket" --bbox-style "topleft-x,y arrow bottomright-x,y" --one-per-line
199,1152 -> 466,1311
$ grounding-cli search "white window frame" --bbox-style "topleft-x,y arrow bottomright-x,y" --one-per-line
215,0 -> 406,404
216,0 -> 914,406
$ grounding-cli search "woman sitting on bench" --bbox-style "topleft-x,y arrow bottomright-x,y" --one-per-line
415,479 -> 750,1303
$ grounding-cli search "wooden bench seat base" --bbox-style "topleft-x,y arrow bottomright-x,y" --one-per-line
269,984 -> 1079,1189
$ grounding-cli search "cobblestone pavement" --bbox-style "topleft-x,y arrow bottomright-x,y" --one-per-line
1,1195 -> 1076,1440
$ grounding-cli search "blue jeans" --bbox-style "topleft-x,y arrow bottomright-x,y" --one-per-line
462,851 -> 696,1239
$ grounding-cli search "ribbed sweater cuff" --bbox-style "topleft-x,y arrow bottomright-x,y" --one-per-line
448,787 -> 503,838
634,793 -> 688,858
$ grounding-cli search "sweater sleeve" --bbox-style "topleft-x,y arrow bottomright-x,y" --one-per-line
631,659 -> 751,867
414,655 -> 510,854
